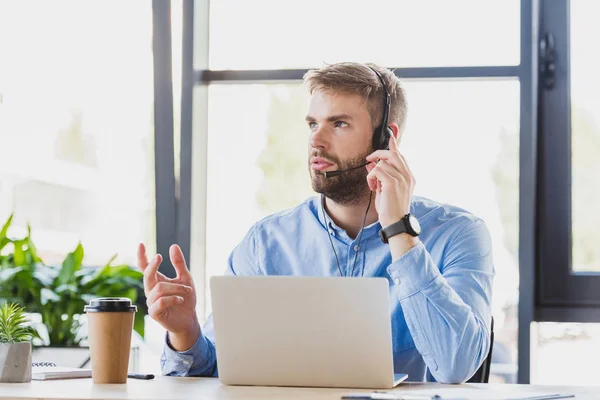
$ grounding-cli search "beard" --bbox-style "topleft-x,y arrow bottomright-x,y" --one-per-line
309,149 -> 372,206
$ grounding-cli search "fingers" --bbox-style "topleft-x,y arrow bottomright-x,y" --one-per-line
374,159 -> 403,181
366,147 -> 413,182
137,243 -> 149,272
170,244 -> 191,279
366,149 -> 402,169
146,282 -> 193,309
388,135 -> 398,151
367,161 -> 398,191
148,295 -> 184,320
365,161 -> 376,174
143,254 -> 163,294
366,150 -> 402,174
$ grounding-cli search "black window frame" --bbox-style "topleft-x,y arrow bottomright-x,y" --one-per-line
536,0 -> 600,321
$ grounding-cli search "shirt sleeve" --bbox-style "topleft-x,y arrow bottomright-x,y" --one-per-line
160,330 -> 217,377
387,218 -> 495,384
160,225 -> 262,377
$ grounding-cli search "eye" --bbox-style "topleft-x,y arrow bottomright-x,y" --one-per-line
334,121 -> 349,128
308,122 -> 318,130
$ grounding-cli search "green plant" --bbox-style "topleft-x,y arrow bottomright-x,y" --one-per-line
0,214 -> 146,346
0,302 -> 34,344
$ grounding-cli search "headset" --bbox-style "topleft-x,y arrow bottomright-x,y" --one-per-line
320,66 -> 392,277
369,66 -> 393,152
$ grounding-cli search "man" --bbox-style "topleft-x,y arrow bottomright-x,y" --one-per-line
138,62 -> 494,384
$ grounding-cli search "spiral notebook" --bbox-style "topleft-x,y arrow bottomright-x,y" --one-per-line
31,362 -> 92,380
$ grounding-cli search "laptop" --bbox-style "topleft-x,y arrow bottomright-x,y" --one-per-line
210,275 -> 407,389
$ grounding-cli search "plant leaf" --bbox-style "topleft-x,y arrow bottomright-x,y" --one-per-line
133,312 -> 145,338
81,294 -> 96,304
104,253 -> 118,267
54,284 -> 78,294
33,265 -> 58,287
0,266 -> 24,282
109,265 -> 143,279
0,214 -> 14,253
26,232 -> 43,264
13,239 -> 25,265
40,288 -> 60,305
0,214 -> 13,241
0,302 -> 33,343
56,243 -> 84,286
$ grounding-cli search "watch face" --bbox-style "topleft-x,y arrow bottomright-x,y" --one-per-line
408,215 -> 421,235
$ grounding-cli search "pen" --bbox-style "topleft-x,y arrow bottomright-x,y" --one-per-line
127,373 -> 155,380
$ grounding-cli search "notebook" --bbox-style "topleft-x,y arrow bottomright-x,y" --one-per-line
31,362 -> 92,380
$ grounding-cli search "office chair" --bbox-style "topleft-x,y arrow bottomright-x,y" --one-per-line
467,317 -> 495,383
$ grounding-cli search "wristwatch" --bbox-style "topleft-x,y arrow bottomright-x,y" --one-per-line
379,214 -> 421,243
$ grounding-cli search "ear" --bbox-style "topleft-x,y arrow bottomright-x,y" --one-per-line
389,123 -> 401,141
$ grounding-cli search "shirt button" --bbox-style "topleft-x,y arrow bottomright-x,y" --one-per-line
183,360 -> 191,365
393,277 -> 401,285
354,245 -> 360,251
329,229 -> 334,235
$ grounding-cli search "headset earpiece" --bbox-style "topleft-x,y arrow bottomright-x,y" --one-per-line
384,126 -> 393,150
368,66 -> 392,151
372,124 -> 391,151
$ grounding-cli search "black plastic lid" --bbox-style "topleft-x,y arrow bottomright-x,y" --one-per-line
84,298 -> 137,313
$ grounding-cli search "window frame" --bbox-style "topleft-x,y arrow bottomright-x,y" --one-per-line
151,0 -> 600,385
536,0 -> 600,320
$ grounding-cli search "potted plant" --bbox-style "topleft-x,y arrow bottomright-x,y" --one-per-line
0,214 -> 146,350
0,302 -> 34,383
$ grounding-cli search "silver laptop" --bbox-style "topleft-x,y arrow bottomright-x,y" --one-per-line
210,276 -> 407,389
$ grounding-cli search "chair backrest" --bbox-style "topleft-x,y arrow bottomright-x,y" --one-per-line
467,317 -> 495,383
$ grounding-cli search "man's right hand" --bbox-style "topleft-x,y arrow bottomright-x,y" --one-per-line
138,243 -> 200,351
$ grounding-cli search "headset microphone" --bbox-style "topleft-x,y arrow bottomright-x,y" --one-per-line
320,161 -> 370,178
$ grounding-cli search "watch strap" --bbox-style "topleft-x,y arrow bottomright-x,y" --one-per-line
379,216 -> 410,244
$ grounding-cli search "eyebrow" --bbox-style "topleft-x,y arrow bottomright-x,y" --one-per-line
305,114 -> 354,122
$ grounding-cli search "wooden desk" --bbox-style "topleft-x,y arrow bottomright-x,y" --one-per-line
0,377 -> 598,400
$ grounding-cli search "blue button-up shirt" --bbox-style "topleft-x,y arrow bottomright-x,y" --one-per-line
160,195 -> 495,383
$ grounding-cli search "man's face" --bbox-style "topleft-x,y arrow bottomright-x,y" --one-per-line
306,90 -> 374,205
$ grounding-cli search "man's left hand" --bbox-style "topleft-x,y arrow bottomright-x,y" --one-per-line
366,137 -> 419,259
365,136 -> 415,230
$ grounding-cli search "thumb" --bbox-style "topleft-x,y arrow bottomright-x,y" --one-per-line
169,244 -> 191,278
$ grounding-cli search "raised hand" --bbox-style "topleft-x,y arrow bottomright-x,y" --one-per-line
138,243 -> 200,351
365,136 -> 415,228
365,136 -> 419,260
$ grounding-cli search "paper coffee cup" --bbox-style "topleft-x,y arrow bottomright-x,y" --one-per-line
84,298 -> 137,384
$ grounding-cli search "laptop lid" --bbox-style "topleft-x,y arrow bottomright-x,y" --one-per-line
210,276 -> 397,389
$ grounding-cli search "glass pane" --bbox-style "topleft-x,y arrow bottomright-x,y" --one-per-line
571,0 -> 600,273
532,322 -> 600,386
0,1 -> 156,266
208,0 -> 520,70
204,80 -> 519,383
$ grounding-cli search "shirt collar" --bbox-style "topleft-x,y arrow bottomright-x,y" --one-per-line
313,195 -> 418,228
313,195 -> 419,243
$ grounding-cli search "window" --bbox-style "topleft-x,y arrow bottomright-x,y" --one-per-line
0,1 -> 156,266
208,0 -> 520,70
202,80 -> 520,382
570,0 -> 600,273
537,0 -> 600,313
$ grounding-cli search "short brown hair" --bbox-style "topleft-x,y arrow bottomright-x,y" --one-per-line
303,62 -> 408,138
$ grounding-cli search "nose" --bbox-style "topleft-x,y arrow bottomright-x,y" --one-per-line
309,124 -> 329,150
